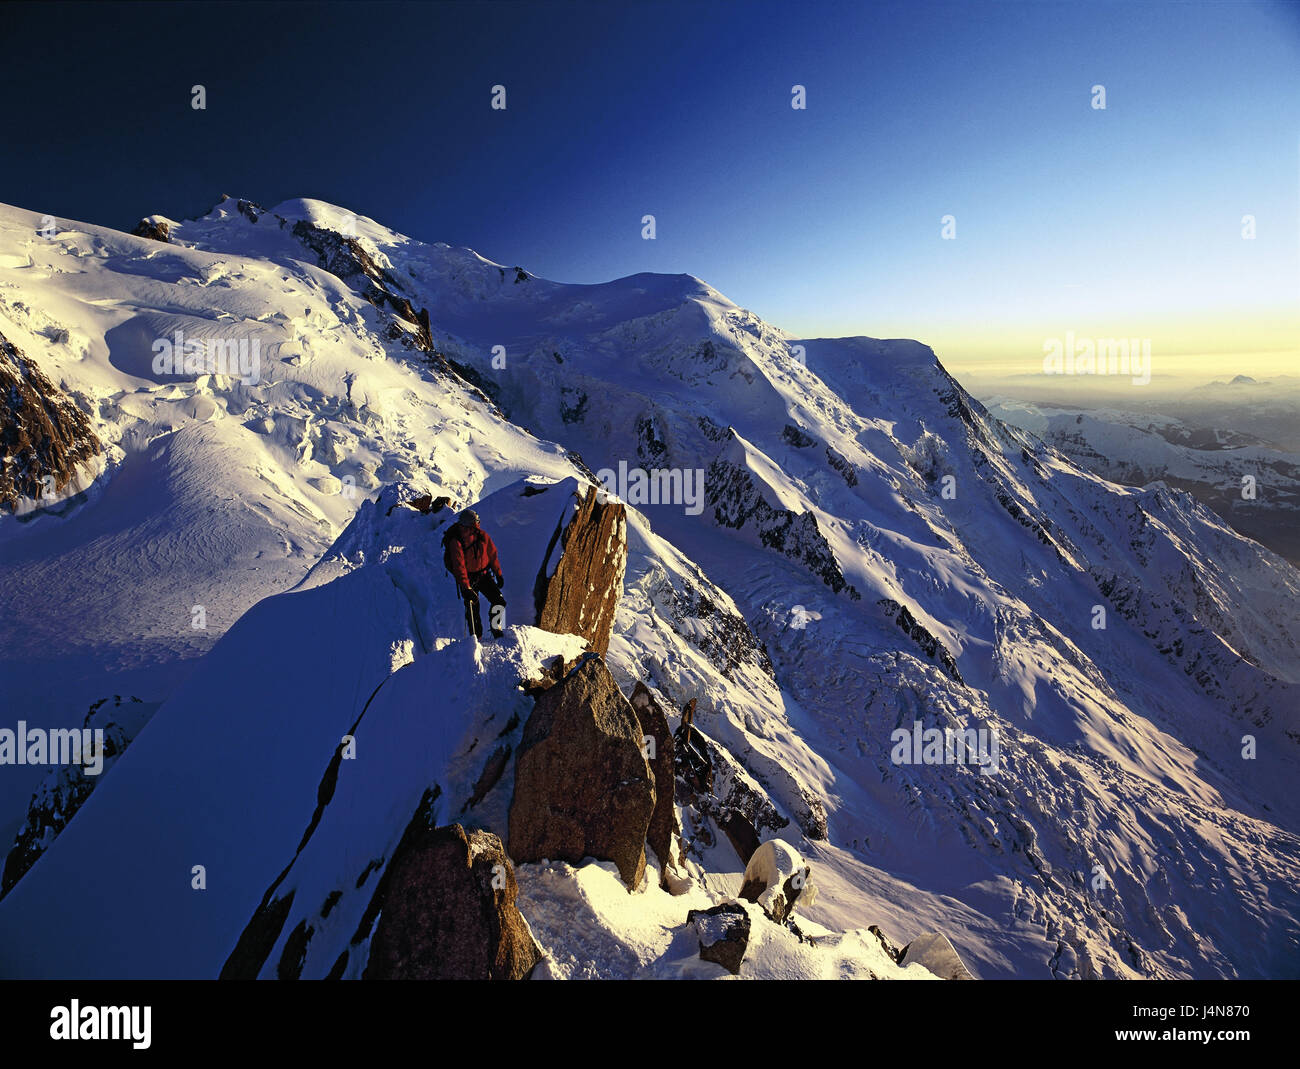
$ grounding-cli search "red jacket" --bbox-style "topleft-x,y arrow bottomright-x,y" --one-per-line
443,524 -> 501,588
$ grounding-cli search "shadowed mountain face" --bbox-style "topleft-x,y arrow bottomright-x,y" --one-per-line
0,197 -> 1297,980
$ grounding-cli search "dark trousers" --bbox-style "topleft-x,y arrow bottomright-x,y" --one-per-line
462,571 -> 506,638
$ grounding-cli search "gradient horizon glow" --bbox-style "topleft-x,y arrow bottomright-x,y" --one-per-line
3,0 -> 1296,381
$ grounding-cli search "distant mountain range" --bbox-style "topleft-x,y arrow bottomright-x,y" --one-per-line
986,398 -> 1300,567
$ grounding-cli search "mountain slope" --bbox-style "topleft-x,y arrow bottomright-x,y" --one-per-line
985,397 -> 1300,567
1,196 -> 1297,978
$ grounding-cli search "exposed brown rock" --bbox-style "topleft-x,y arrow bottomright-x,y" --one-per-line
0,330 -> 102,512
628,682 -> 681,878
130,216 -> 171,242
291,219 -> 388,293
381,294 -> 434,352
534,486 -> 627,656
289,219 -> 436,355
508,654 -> 655,889
519,653 -> 585,698
365,824 -> 539,980
383,492 -> 451,517
687,902 -> 750,975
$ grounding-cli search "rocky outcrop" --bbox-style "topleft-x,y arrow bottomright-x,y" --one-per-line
738,839 -> 816,928
291,219 -> 390,297
635,413 -> 670,467
781,424 -> 816,449
130,216 -> 171,242
233,197 -> 263,224
899,932 -> 975,980
706,432 -> 860,599
628,682 -> 680,877
868,923 -> 903,963
508,654 -> 655,889
0,330 -> 102,512
534,486 -> 627,656
222,893 -> 297,980
1091,563 -> 1290,727
877,598 -> 964,684
289,220 -> 437,357
384,492 -> 451,517
674,699 -> 711,787
825,445 -> 859,487
364,823 -> 539,980
442,352 -> 503,407
379,294 -> 434,352
644,571 -> 775,684
674,707 -> 791,866
687,902 -> 750,974
519,652 -> 586,698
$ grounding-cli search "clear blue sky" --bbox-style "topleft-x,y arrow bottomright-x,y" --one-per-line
3,0 -> 1298,368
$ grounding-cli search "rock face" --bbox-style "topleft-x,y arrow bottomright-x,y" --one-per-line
877,598 -> 964,684
291,219 -> 390,297
130,216 -> 171,242
687,902 -> 750,975
674,708 -> 791,866
384,492 -> 451,517
364,824 -> 539,980
868,924 -> 903,963
534,485 -> 627,656
508,654 -> 655,889
738,839 -> 816,927
288,219 -> 437,356
706,430 -> 860,599
0,330 -> 102,512
645,571 -> 776,684
899,932 -> 975,980
628,682 -> 680,877
674,700 -> 714,795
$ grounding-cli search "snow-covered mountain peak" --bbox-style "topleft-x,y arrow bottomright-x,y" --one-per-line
2,195 -> 1298,979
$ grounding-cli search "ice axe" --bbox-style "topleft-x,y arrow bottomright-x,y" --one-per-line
454,573 -> 473,638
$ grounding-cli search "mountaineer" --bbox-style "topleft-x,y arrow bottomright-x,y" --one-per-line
442,509 -> 507,639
